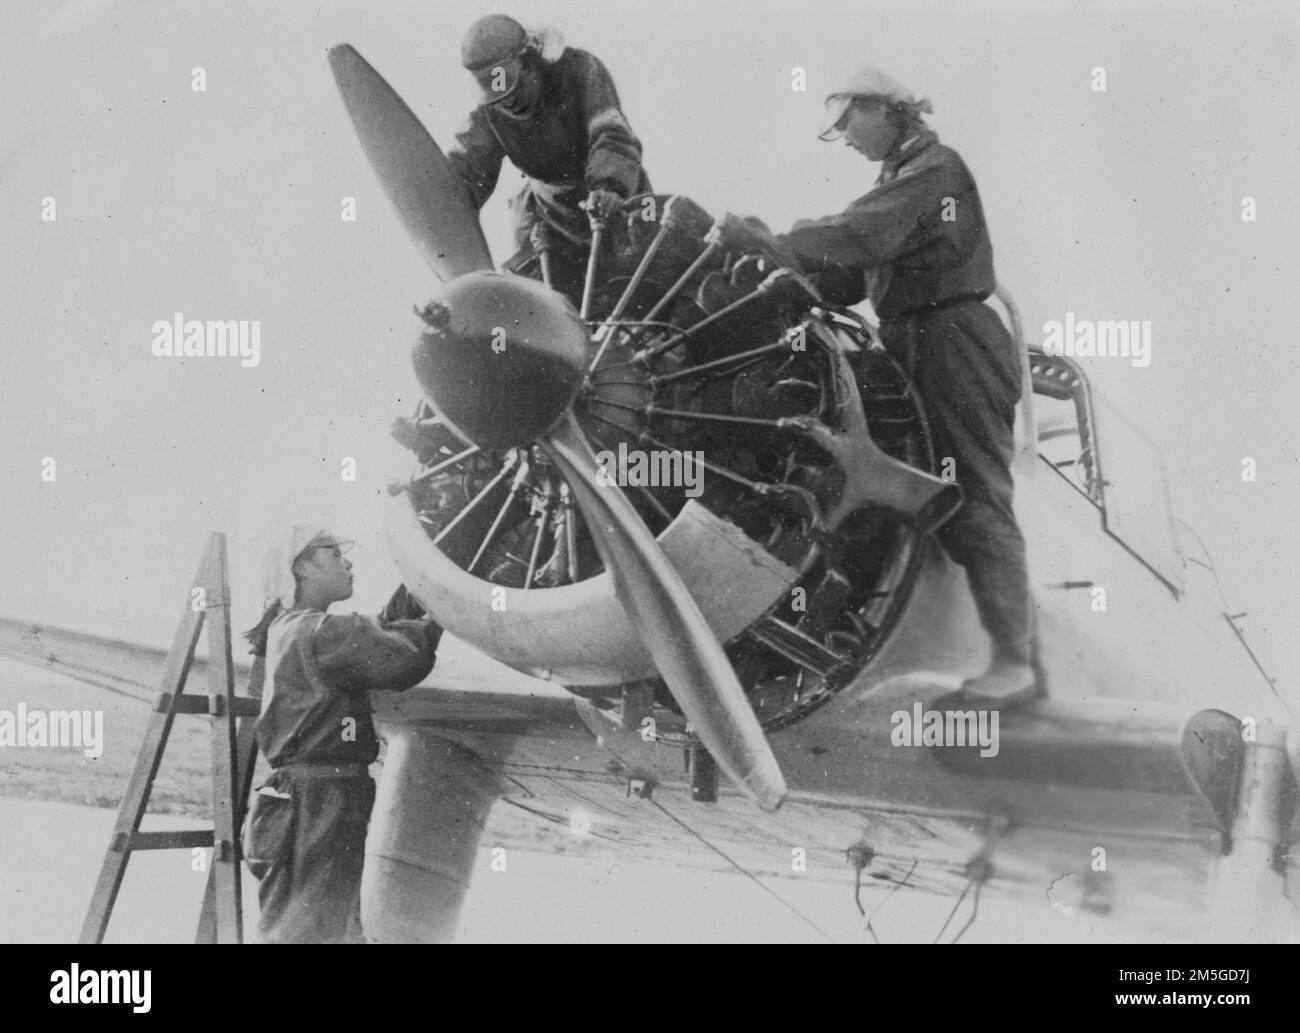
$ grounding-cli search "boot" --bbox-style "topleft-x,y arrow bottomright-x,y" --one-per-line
958,550 -> 1037,708
959,657 -> 1036,708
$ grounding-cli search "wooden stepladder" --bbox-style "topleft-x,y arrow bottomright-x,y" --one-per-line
80,533 -> 266,944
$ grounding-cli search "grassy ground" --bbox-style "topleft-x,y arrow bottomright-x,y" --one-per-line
0,670 -> 233,815
0,660 -> 538,846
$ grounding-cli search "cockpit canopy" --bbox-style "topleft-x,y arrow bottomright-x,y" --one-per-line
1030,349 -> 1185,594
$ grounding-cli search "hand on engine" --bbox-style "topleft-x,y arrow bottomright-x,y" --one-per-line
583,188 -> 623,222
720,213 -> 802,272
380,584 -> 428,623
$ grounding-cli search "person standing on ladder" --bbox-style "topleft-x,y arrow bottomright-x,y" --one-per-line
242,525 -> 443,943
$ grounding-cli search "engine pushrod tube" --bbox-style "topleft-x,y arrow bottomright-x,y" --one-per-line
582,419 -> 675,524
523,491 -> 552,587
642,227 -> 722,324
432,453 -> 518,546
592,206 -> 675,355
640,282 -> 777,362
411,444 -> 481,483
649,338 -> 792,387
467,461 -> 532,574
637,430 -> 766,493
580,219 -> 606,321
560,481 -> 579,582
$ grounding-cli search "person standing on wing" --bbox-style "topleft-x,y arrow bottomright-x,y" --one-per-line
446,14 -> 652,303
242,526 -> 443,943
769,66 -> 1036,706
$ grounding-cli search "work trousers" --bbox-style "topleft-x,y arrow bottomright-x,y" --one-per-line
879,300 -> 1033,666
243,769 -> 375,944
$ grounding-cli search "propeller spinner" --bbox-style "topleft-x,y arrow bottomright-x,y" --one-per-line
328,44 -> 789,809
412,272 -> 588,450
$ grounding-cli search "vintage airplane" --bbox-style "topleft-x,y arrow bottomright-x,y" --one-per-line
2,43 -> 1296,944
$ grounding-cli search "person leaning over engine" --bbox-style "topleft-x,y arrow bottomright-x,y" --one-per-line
446,14 -> 652,303
762,66 -> 1036,707
242,525 -> 443,943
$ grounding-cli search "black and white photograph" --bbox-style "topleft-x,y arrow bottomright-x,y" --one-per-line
1,0 -> 1296,960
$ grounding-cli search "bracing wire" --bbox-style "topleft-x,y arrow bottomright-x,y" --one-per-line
951,880 -> 983,944
1177,517 -> 1290,715
932,879 -> 974,944
649,797 -> 839,944
854,858 -> 918,945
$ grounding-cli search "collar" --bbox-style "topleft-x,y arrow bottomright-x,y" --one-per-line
879,128 -> 938,184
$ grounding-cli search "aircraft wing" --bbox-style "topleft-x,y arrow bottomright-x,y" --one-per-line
0,615 -> 253,705
4,612 -> 1282,942
377,677 -> 1247,941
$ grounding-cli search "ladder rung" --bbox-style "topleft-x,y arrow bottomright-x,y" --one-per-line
124,830 -> 215,851
156,693 -> 261,717
84,533 -> 257,946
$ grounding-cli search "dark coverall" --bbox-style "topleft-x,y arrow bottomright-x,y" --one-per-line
244,609 -> 441,943
777,130 -> 1032,668
446,46 -> 651,301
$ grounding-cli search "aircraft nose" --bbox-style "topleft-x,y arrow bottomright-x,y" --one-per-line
412,271 -> 589,450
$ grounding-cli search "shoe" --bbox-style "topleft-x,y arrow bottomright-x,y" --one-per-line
958,660 -> 1037,709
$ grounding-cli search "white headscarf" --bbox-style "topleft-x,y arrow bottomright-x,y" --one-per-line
817,65 -> 932,141
527,26 -> 566,63
260,524 -> 351,609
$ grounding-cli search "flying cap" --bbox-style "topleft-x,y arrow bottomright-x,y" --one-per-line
461,14 -> 528,103
261,524 -> 354,609
817,65 -> 922,141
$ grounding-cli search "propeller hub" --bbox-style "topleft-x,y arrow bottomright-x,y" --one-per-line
412,272 -> 590,449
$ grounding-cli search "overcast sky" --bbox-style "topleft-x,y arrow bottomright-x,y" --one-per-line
2,0 -> 1296,697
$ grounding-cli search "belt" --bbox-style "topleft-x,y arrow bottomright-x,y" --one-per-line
882,292 -> 990,324
277,762 -> 370,779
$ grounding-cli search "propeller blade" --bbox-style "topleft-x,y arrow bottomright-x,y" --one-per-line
328,44 -> 493,280
543,414 -> 788,810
